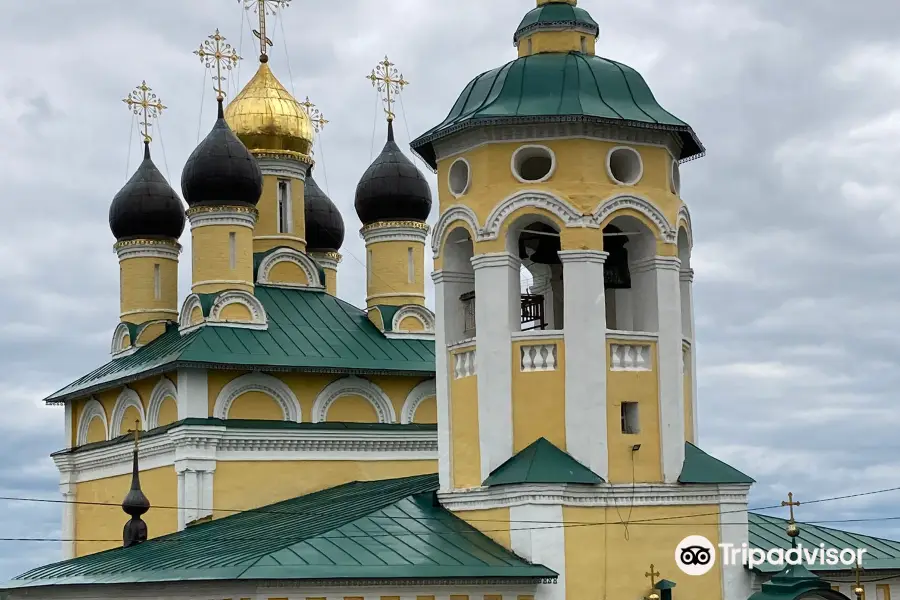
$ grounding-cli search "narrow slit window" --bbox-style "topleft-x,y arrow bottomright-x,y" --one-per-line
407,247 -> 414,283
527,38 -> 533,55
367,249 -> 373,279
621,402 -> 640,434
229,232 -> 236,270
580,36 -> 587,53
277,179 -> 291,234
153,264 -> 161,300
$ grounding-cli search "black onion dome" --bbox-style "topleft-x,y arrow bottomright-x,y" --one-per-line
109,142 -> 185,240
305,172 -> 345,252
181,99 -> 263,207
354,121 -> 432,225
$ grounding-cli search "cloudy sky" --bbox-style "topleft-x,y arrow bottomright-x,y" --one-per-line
2,0 -> 900,581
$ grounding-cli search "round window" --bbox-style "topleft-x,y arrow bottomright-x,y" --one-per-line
448,158 -> 471,197
512,145 -> 556,183
607,147 -> 643,186
670,159 -> 681,195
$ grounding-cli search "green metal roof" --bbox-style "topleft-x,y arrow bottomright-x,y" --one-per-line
47,286 -> 436,403
749,513 -> 900,574
482,437 -> 604,486
6,474 -> 556,590
410,52 -> 704,169
372,305 -> 401,332
513,3 -> 599,43
747,564 -> 847,600
679,442 -> 755,484
55,418 -> 438,454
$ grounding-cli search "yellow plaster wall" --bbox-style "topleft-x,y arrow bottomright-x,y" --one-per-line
563,505 -> 722,600
119,255 -> 179,322
86,417 -> 106,444
397,315 -> 426,332
74,466 -> 177,557
325,395 -> 379,423
219,302 -> 253,323
135,321 -> 167,346
413,397 -> 437,424
435,140 -> 680,241
456,507 -> 511,550
321,266 -> 337,296
366,240 -> 426,308
190,305 -> 204,325
518,30 -> 596,57
158,397 -> 178,427
229,390 -> 286,420
684,347 -> 694,444
254,173 -> 306,253
450,356 -> 480,488
214,460 -> 436,513
119,405 -> 143,435
71,376 -> 170,447
191,224 -> 254,294
267,260 -> 309,286
368,307 -> 385,331
607,340 -> 661,483
512,339 -> 566,451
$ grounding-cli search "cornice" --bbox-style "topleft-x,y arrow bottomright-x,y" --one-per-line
360,221 -> 430,245
114,239 -> 182,261
187,205 -> 258,229
255,156 -> 310,180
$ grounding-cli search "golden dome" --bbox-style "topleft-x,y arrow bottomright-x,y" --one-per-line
224,61 -> 314,159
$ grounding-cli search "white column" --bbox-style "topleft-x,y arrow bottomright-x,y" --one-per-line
510,504 -> 566,600
433,269 -> 475,491
64,402 -> 73,449
177,368 -> 209,419
681,268 -> 699,444
558,250 -> 609,479
60,476 -> 76,559
719,486 -> 752,600
175,459 -> 216,529
471,252 -> 518,481
633,256 -> 685,482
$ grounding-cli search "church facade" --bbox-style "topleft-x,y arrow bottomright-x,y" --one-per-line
2,2 -> 897,600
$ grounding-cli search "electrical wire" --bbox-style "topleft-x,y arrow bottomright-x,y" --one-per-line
124,113 -> 136,181
277,10 -> 295,97
196,67 -> 207,144
154,115 -> 172,183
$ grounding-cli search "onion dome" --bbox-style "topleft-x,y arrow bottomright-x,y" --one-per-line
355,121 -> 432,225
224,61 -> 315,158
304,172 -> 345,252
181,98 -> 263,207
514,2 -> 599,44
109,142 -> 186,241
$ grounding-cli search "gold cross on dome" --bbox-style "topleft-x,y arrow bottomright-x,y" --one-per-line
781,492 -> 800,522
122,81 -> 166,144
299,96 -> 329,133
645,564 -> 660,587
195,29 -> 242,100
367,55 -> 408,122
240,0 -> 291,60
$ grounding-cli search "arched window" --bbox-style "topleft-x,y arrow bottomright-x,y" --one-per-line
509,216 -> 564,331
442,227 -> 475,343
603,216 -> 655,332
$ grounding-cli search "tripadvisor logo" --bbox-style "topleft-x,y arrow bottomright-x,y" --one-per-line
675,535 -> 868,575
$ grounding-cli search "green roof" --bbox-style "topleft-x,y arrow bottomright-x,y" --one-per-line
6,474 -> 556,590
679,442 -> 755,484
482,437 -> 604,486
749,513 -> 900,574
47,287 -> 435,403
411,52 -> 704,169
747,564 -> 844,600
514,3 -> 599,43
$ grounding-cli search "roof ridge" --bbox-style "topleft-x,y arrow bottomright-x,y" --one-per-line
750,512 -> 900,548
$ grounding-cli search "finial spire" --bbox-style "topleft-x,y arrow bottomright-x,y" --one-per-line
122,419 -> 150,548
367,55 -> 408,123
781,492 -> 801,545
853,558 -> 864,599
645,564 -> 661,600
299,96 -> 329,133
123,81 -> 166,147
195,29 -> 242,101
240,0 -> 291,62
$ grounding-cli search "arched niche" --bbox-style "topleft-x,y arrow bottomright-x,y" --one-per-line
109,387 -> 146,438
312,376 -> 395,423
76,397 -> 109,446
147,377 -> 178,429
401,379 -> 437,424
212,372 -> 301,422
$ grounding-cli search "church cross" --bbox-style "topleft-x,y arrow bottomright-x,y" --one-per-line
195,29 -> 242,100
127,419 -> 141,451
240,0 -> 291,60
367,55 -> 408,122
122,81 -> 166,144
299,96 -> 329,133
645,564 -> 660,588
853,558 -> 864,599
781,492 -> 800,522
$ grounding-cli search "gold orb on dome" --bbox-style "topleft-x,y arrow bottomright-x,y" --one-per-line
224,62 -> 315,158
786,522 -> 800,537
647,593 -> 660,600
854,585 -> 864,597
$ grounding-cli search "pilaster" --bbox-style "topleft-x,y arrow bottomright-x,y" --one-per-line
509,504 -> 566,600
175,459 -> 216,529
681,267 -> 698,444
177,368 -> 209,419
59,475 -> 76,560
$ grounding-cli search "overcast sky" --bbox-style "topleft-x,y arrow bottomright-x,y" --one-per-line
2,0 -> 900,582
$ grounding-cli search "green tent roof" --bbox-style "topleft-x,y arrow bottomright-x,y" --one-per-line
513,3 -> 599,43
6,474 -> 556,590
410,52 -> 704,169
47,286 -> 435,403
483,437 -> 604,486
748,512 -> 900,574
747,564 -> 848,600
679,442 -> 755,484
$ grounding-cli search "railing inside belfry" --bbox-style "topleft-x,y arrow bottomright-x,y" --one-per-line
459,292 -> 548,337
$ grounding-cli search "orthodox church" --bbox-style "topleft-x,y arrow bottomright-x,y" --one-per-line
2,2 -> 898,600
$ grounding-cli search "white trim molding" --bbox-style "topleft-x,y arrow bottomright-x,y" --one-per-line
255,156 -> 309,180
401,379 -> 437,424
208,290 -> 268,330
113,239 -> 181,262
256,247 -> 324,289
110,322 -> 133,356
178,293 -> 205,332
677,204 -> 694,248
511,144 -> 557,184
186,205 -> 258,230
594,193 -> 677,244
482,190 -> 592,240
146,377 -> 178,430
312,376 -> 396,423
605,145 -> 645,186
109,387 -> 147,438
309,250 -> 342,272
360,222 -> 430,245
391,304 -> 436,333
448,156 -> 472,197
432,204 -> 481,259
76,397 -> 108,446
213,372 -> 301,422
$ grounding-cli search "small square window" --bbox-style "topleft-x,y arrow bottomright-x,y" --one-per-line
621,402 -> 640,434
